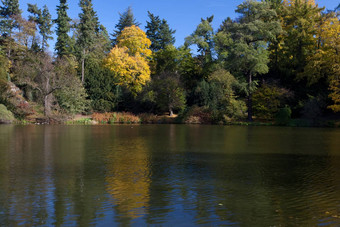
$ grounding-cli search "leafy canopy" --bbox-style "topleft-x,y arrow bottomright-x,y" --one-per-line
105,25 -> 152,95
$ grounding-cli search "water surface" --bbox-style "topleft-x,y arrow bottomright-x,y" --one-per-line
0,125 -> 340,226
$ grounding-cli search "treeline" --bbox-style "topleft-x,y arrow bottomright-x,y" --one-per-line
0,0 -> 339,125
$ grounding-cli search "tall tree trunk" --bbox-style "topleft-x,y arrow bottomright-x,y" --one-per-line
81,49 -> 85,83
44,77 -> 51,117
44,94 -> 52,117
7,48 -> 11,59
247,73 -> 253,122
169,94 -> 174,116
169,107 -> 174,117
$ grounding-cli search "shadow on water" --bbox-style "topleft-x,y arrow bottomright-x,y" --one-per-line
0,125 -> 340,226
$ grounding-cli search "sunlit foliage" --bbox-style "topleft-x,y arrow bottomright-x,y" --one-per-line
105,26 -> 152,95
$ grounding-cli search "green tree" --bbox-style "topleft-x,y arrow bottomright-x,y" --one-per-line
85,57 -> 121,112
177,46 -> 203,96
150,45 -> 202,105
55,0 -> 72,57
0,49 -> 8,80
225,0 -> 281,121
27,4 -> 53,50
84,24 -> 118,112
76,4 -> 111,108
195,69 -> 246,120
54,56 -> 89,114
13,15 -> 37,49
214,17 -> 233,63
0,0 -> 21,59
76,0 -> 99,83
145,11 -> 175,52
151,45 -> 180,75
13,52 -> 87,116
93,24 -> 111,54
185,15 -> 215,68
0,49 -> 10,104
253,83 -> 291,119
111,6 -> 140,46
0,0 -> 21,36
273,0 -> 323,102
296,12 -> 340,113
152,72 -> 186,116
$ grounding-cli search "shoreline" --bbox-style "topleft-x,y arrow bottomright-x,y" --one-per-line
2,113 -> 339,128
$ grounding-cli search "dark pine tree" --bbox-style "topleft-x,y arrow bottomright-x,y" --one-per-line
27,4 -> 53,50
145,11 -> 175,52
76,0 -> 99,83
111,6 -> 139,46
0,0 -> 21,36
55,0 -> 71,57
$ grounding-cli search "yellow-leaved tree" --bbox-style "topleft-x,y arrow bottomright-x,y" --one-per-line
325,17 -> 340,112
104,25 -> 152,95
283,0 -> 316,7
299,14 -> 340,112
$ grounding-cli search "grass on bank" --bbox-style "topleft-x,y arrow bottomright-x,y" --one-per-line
65,112 -> 177,125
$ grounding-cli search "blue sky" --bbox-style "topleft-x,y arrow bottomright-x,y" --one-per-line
18,0 -> 339,53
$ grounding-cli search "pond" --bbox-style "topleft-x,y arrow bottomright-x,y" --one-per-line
0,125 -> 340,226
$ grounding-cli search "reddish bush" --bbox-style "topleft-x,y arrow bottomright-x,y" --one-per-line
92,112 -> 140,124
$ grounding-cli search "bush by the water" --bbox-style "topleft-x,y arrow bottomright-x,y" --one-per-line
275,106 -> 292,126
180,106 -> 213,124
0,104 -> 15,123
92,112 -> 141,124
253,83 -> 291,119
138,113 -> 159,123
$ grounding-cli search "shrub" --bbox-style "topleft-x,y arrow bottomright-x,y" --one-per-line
92,112 -> 112,124
275,106 -> 292,126
0,104 -> 15,123
91,99 -> 115,113
139,113 -> 158,123
181,106 -> 212,124
253,83 -> 291,119
66,118 -> 92,125
92,112 -> 140,124
0,82 -> 33,119
151,72 -> 186,116
226,99 -> 247,120
185,116 -> 201,124
55,77 -> 90,115
301,96 -> 326,125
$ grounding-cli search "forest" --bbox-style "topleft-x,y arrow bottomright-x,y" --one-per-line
0,0 -> 339,126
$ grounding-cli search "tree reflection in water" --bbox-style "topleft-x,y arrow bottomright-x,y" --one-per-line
0,125 -> 340,226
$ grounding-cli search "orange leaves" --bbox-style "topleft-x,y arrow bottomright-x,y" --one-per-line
104,25 -> 152,95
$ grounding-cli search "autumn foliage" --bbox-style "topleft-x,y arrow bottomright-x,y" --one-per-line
92,112 -> 141,124
104,25 -> 152,95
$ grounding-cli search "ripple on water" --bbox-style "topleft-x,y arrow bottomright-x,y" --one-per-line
1,125 -> 340,226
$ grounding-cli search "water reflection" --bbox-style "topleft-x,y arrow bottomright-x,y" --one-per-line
106,134 -> 151,223
0,125 -> 340,226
